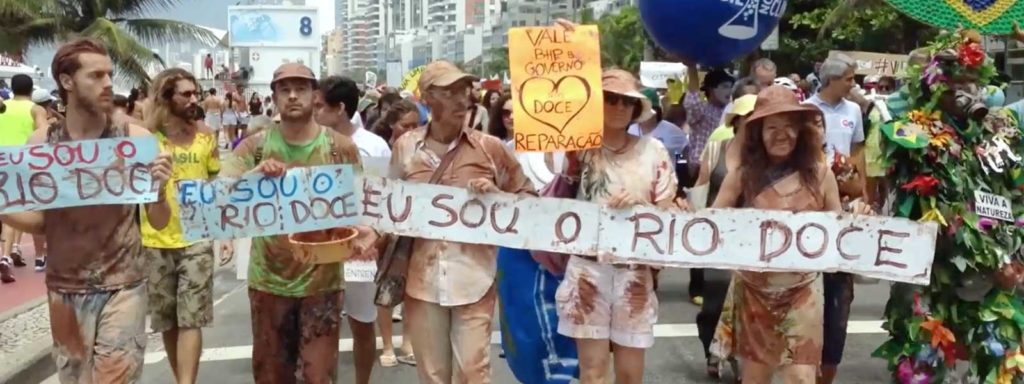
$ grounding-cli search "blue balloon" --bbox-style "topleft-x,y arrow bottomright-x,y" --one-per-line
640,0 -> 787,67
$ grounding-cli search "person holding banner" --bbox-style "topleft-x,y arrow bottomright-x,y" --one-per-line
219,62 -> 376,384
141,67 -> 222,384
314,75 -> 398,382
0,38 -> 174,384
707,85 -> 870,383
552,67 -> 679,384
386,59 -> 535,384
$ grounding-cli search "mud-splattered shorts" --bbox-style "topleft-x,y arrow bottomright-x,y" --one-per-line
147,242 -> 215,333
47,281 -> 147,384
248,288 -> 342,384
555,256 -> 658,349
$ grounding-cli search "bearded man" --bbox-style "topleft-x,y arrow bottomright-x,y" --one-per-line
141,68 -> 223,384
0,38 -> 172,384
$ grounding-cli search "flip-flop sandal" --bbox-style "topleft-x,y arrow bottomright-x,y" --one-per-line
379,353 -> 398,367
396,354 -> 416,366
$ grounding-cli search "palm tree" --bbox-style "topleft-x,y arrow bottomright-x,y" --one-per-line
0,0 -> 219,85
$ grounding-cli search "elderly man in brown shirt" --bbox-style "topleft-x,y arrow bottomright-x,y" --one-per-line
389,60 -> 535,383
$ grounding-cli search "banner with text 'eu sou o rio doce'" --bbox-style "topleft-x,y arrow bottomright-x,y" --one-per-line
0,136 -> 159,214
178,164 -> 358,242
509,25 -> 603,153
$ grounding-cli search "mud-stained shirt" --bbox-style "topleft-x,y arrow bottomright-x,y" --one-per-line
43,121 -> 147,292
577,136 -> 677,208
223,126 -> 362,297
389,126 -> 535,306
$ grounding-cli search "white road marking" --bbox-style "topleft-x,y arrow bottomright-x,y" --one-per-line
142,320 -> 886,365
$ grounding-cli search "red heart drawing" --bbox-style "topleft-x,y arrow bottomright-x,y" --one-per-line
517,75 -> 592,134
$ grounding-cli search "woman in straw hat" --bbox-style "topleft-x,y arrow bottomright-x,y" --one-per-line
552,67 -> 686,384
705,85 -> 852,383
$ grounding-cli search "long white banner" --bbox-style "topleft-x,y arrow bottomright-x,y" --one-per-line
181,172 -> 938,285
358,176 -> 937,285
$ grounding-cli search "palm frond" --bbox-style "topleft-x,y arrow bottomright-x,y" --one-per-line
80,17 -> 162,85
117,18 -> 219,46
101,0 -> 184,18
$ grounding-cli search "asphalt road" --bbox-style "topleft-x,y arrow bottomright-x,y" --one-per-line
119,267 -> 898,384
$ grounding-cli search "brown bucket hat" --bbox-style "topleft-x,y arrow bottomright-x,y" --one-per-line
746,85 -> 822,125
602,69 -> 654,123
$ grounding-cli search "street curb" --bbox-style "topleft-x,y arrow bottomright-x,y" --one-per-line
0,335 -> 53,384
0,296 -> 46,323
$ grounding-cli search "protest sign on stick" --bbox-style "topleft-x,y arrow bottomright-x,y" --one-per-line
0,136 -> 159,214
178,164 -> 359,242
639,61 -> 686,89
509,25 -> 603,152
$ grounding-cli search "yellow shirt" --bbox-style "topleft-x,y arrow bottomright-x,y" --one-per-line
141,130 -> 220,248
0,99 -> 36,146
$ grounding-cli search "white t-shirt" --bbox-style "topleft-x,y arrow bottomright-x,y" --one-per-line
628,120 -> 688,157
804,94 -> 864,162
349,125 -> 391,177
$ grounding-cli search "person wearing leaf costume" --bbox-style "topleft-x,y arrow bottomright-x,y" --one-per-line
877,28 -> 1024,383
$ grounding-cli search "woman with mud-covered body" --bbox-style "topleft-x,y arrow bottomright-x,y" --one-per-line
707,85 -> 872,383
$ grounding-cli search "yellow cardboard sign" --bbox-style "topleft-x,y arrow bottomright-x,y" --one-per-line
509,25 -> 603,152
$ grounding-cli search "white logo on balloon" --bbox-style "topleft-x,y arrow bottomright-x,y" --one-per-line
719,0 -> 787,40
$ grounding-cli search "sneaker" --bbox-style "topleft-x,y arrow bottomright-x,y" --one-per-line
396,353 -> 416,366
10,251 -> 25,268
34,257 -> 45,272
0,257 -> 15,283
392,304 -> 403,322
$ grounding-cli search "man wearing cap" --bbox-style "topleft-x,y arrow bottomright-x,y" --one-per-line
680,61 -> 734,306
386,60 -> 534,383
221,62 -> 376,383
0,74 -> 50,282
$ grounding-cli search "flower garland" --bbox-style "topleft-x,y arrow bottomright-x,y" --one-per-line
879,29 -> 1024,383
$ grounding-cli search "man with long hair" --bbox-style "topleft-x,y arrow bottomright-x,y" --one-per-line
0,38 -> 172,383
142,68 -> 223,384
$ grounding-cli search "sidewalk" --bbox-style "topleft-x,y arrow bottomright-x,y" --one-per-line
0,235 -> 52,384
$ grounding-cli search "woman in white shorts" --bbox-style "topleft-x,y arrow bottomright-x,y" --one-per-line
553,66 -> 686,384
222,91 -> 240,145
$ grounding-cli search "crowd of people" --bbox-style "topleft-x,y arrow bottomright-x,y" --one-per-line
1,17 -> 1024,384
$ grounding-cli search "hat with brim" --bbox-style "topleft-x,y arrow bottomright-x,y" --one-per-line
418,60 -> 479,91
602,69 -> 655,123
709,94 -> 758,142
745,85 -> 822,127
271,63 -> 316,89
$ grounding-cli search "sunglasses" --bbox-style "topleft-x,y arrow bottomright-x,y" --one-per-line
502,109 -> 513,118
603,92 -> 639,107
176,90 -> 200,99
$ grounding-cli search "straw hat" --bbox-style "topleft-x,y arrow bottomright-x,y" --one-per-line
602,69 -> 654,123
746,85 -> 822,126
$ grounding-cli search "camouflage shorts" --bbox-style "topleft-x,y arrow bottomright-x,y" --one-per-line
147,242 -> 215,333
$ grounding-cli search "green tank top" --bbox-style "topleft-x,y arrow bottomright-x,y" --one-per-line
0,99 -> 36,146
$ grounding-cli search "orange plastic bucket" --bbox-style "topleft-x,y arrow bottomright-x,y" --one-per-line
288,227 -> 359,264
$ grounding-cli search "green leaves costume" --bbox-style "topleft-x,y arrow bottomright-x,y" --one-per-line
877,30 -> 1024,383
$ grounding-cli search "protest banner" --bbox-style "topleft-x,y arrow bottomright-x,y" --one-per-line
178,164 -> 359,242
509,25 -> 603,153
639,61 -> 686,89
358,176 -> 938,284
0,136 -> 159,214
829,50 -> 909,77
179,170 -> 939,284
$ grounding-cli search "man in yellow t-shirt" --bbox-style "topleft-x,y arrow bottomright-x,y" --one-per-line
139,68 -> 221,384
